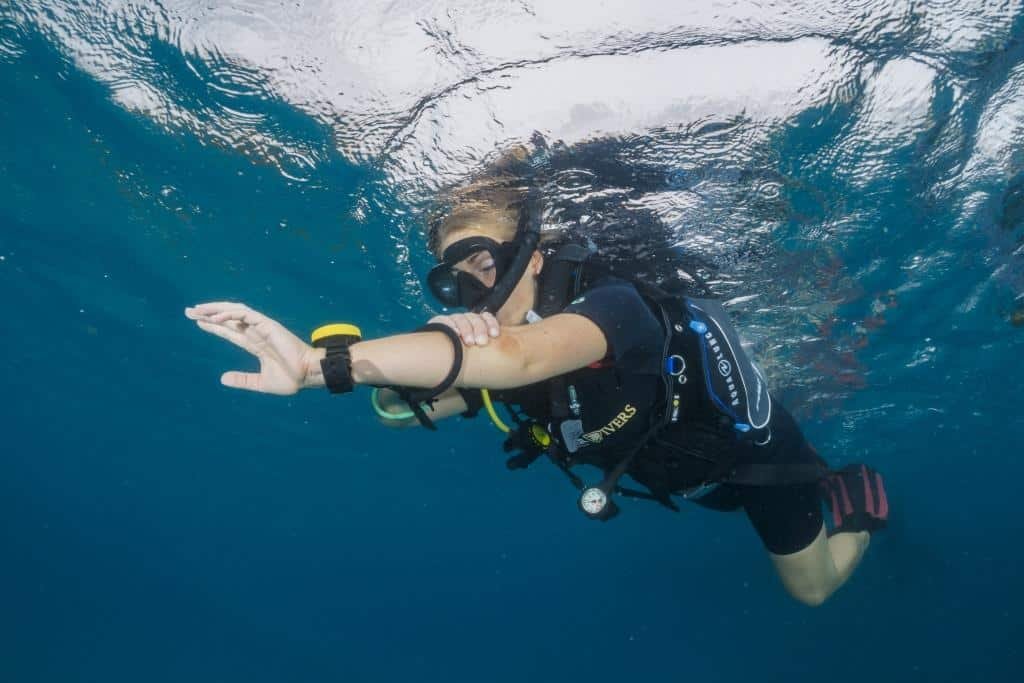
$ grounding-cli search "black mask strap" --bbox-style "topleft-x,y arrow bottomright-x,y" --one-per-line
439,236 -> 504,266
472,189 -> 542,314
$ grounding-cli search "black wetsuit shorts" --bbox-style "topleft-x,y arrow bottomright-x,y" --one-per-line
693,405 -> 824,555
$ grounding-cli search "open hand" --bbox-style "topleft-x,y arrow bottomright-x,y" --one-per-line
185,302 -> 318,394
428,311 -> 501,346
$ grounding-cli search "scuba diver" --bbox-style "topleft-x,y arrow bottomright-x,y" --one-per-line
185,160 -> 889,607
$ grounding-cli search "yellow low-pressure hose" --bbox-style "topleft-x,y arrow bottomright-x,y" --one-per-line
480,389 -> 512,433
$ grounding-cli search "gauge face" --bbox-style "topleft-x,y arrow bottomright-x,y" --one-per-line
580,488 -> 607,516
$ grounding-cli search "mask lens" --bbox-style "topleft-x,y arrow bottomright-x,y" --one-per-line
429,237 -> 508,309
450,249 -> 498,288
427,265 -> 462,307
454,271 -> 491,309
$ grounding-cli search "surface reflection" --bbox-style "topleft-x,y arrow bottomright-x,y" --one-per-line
4,0 -> 1022,416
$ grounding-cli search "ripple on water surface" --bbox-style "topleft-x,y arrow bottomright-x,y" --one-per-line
3,0 -> 1023,421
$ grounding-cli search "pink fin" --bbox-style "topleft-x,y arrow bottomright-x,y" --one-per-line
861,465 -> 875,515
829,488 -> 842,527
875,472 -> 889,520
836,474 -> 854,515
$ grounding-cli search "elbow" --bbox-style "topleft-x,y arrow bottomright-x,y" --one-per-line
786,584 -> 833,608
795,590 -> 830,608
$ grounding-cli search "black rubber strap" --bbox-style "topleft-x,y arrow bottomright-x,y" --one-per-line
320,344 -> 355,394
387,322 -> 465,430
408,397 -> 438,432
402,322 -> 463,403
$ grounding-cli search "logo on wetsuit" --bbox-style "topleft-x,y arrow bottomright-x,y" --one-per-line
705,331 -> 741,407
579,404 -> 637,446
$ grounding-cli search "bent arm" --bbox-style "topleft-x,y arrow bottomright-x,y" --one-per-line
373,387 -> 469,428
305,313 -> 608,391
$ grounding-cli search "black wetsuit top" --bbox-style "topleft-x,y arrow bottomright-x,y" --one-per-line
493,277 -> 824,555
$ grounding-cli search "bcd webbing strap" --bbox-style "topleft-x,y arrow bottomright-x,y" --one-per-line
539,245 -> 593,423
721,462 -> 831,487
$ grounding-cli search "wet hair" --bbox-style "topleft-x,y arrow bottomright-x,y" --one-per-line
427,148 -> 532,258
537,137 -> 718,295
427,139 -> 716,296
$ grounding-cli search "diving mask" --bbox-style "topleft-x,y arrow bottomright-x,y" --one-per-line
427,236 -> 519,310
427,189 -> 542,313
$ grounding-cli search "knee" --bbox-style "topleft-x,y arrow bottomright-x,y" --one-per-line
786,585 -> 832,607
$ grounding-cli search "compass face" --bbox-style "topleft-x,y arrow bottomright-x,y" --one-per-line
580,488 -> 608,516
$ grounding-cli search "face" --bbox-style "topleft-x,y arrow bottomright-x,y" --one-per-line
437,225 -> 543,325
446,244 -> 498,288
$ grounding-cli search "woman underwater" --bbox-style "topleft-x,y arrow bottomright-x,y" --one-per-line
185,154 -> 889,607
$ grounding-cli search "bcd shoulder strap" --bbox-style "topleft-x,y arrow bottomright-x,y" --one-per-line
683,297 -> 772,432
538,244 -> 594,421
537,243 -> 592,317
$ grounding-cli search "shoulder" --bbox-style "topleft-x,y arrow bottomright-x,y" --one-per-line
565,276 -> 652,312
562,276 -> 664,365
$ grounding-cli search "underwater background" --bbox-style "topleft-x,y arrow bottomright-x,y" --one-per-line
2,2 -> 1023,681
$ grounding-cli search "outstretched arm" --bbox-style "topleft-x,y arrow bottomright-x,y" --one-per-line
323,314 -> 606,390
185,302 -> 607,395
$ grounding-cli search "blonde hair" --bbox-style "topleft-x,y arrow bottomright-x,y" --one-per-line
427,147 -> 531,258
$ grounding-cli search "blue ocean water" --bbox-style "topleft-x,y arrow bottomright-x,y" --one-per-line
2,3 -> 1023,682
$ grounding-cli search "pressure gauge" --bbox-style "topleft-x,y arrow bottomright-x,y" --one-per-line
579,487 -> 608,518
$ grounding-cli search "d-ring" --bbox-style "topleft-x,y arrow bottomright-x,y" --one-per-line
666,354 -> 686,376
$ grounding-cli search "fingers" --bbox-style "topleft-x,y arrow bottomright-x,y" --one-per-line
186,302 -> 238,319
187,302 -> 274,348
480,312 -> 500,338
221,370 -> 262,392
208,309 -> 265,326
195,319 -> 260,355
428,313 -> 502,346
428,315 -> 468,344
185,302 -> 265,326
455,314 -> 485,345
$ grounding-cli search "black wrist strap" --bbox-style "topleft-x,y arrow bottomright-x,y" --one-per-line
320,343 -> 355,394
